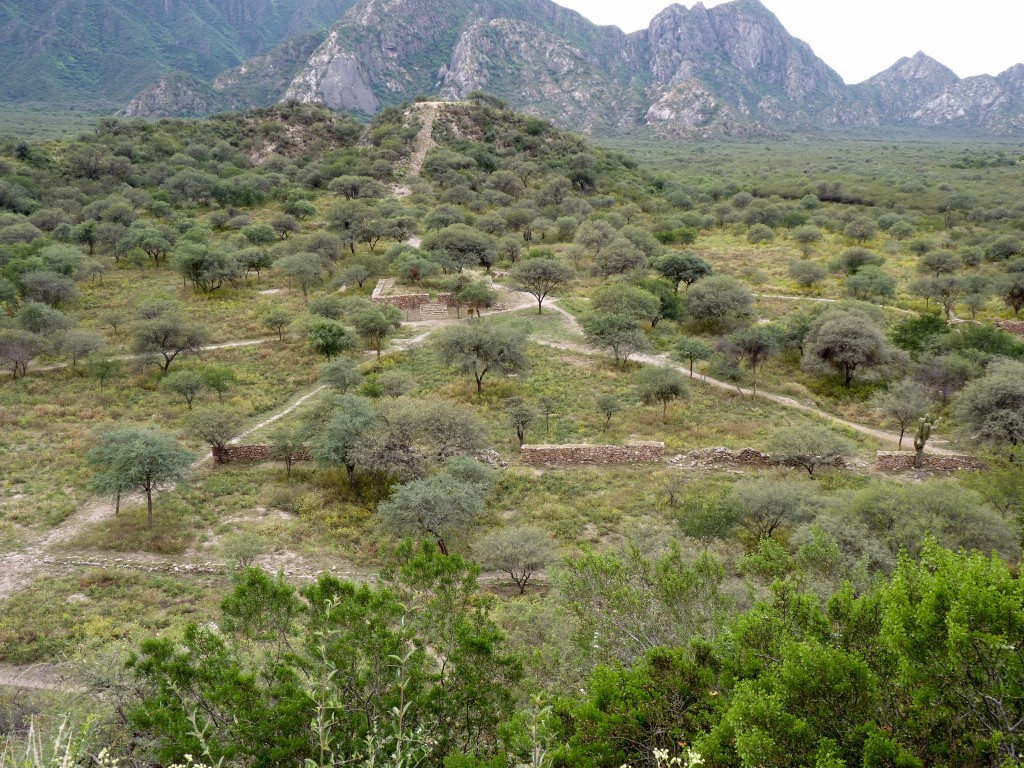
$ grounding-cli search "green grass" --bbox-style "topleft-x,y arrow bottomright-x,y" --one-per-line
0,570 -> 222,664
0,340 -> 319,544
0,108 -> 109,141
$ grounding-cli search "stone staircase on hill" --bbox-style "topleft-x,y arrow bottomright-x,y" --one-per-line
417,300 -> 451,320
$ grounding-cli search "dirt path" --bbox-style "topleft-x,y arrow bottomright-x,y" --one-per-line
9,337 -> 277,379
0,382 -> 325,602
406,102 -> 442,178
0,663 -> 81,693
540,299 -> 961,452
754,293 -> 918,315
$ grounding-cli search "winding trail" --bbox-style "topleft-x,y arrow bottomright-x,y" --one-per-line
754,293 -> 917,315
539,301 -> 959,454
10,337 -> 277,378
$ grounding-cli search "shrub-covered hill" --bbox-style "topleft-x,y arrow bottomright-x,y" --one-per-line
3,97 -> 1024,768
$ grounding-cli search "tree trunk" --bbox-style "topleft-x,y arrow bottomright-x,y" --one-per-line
898,427 -> 905,450
146,486 -> 154,530
115,489 -> 121,516
537,297 -> 544,314
436,536 -> 449,556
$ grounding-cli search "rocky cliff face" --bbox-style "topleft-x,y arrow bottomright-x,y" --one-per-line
862,52 -> 960,119
639,0 -> 872,133
110,0 -> 1024,137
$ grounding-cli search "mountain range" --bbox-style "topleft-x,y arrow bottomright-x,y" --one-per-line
6,0 -> 1024,136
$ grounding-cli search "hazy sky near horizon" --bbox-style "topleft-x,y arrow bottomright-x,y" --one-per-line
550,0 -> 1024,84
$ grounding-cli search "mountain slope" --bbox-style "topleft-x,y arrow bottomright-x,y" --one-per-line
0,0 -> 358,109
6,0 -> 1024,136
639,0 -> 870,133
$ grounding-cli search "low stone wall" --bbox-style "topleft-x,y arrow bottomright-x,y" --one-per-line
996,319 -> 1024,336
374,292 -> 428,310
875,451 -> 985,473
520,442 -> 665,466
213,445 -> 314,464
669,447 -> 776,469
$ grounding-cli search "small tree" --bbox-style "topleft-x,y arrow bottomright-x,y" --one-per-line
191,406 -> 244,458
269,425 -> 303,480
913,414 -> 940,469
790,225 -> 823,256
377,475 -> 487,555
261,306 -> 292,341
475,525 -> 557,594
506,399 -> 537,447
653,251 -> 712,292
0,329 -> 43,380
801,309 -> 902,387
86,351 -> 122,390
955,360 -> 1024,459
582,314 -> 652,368
788,260 -> 827,289
870,379 -> 933,450
592,284 -> 662,326
351,304 -> 403,359
728,325 -> 779,395
201,365 -> 237,403
509,258 -> 574,313
276,252 -> 323,303
319,357 -> 364,392
131,307 -> 210,374
61,329 -> 106,370
682,276 -> 753,330
101,309 -> 129,338
458,281 -> 499,318
596,394 -> 622,431
306,317 -> 356,359
161,368 -> 206,410
537,395 -> 557,435
674,337 -> 714,378
87,427 -> 193,529
731,479 -> 817,539
635,366 -> 691,419
434,322 -> 530,393
769,425 -> 854,477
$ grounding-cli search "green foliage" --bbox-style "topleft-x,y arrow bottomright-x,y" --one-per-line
129,548 -> 519,768
955,359 -> 1024,457
634,366 -> 691,418
768,425 -> 854,476
801,309 -> 903,386
555,542 -> 732,665
87,426 -> 193,528
434,321 -> 531,393
682,276 -> 753,330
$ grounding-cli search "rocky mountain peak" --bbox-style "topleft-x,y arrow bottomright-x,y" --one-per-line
93,0 -> 1024,137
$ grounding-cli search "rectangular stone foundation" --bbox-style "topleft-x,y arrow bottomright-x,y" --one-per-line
520,442 -> 665,466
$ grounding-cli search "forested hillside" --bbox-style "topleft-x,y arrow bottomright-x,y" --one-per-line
1,98 -> 1024,767
0,0 -> 357,108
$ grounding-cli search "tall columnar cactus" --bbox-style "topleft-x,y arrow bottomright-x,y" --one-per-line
914,414 -> 940,469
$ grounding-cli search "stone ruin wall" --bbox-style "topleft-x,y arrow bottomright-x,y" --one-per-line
874,452 -> 986,473
213,442 -> 983,475
520,442 -> 665,466
370,279 -> 453,310
995,319 -> 1024,336
949,316 -> 1024,337
213,445 -> 314,464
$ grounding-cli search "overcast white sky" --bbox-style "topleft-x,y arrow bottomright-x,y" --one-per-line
550,0 -> 1024,83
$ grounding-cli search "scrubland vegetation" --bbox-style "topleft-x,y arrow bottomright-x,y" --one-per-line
1,96 -> 1024,767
